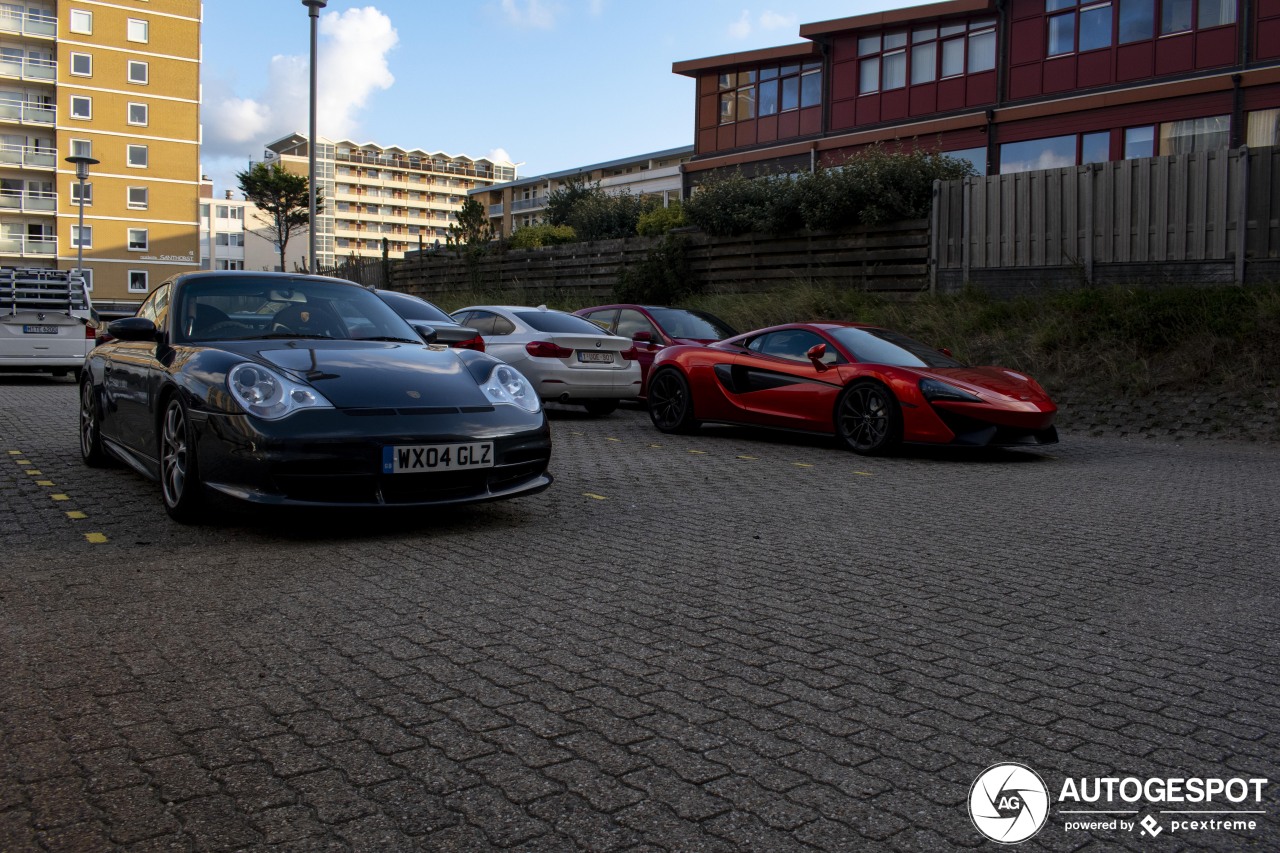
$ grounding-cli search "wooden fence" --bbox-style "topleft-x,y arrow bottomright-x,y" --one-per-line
933,145 -> 1280,291
388,222 -> 930,299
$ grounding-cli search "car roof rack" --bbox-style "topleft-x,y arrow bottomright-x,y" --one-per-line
0,267 -> 91,318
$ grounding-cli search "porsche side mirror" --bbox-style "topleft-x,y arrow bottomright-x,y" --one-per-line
807,343 -> 829,371
412,323 -> 438,345
108,317 -> 158,342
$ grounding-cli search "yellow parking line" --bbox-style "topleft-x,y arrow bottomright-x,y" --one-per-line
648,444 -> 662,448
36,480 -> 54,487
605,437 -> 621,442
66,511 -> 87,520
583,493 -> 607,500
16,459 -> 31,465
7,449 -> 21,455
84,532 -> 108,544
737,455 -> 757,460
793,463 -> 813,468
854,471 -> 874,476
25,470 -> 42,476
688,449 -> 706,455
51,494 -> 69,502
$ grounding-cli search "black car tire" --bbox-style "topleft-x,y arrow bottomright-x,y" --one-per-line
79,376 -> 109,468
648,368 -> 699,434
582,399 -> 619,417
160,395 -> 203,523
836,380 -> 901,456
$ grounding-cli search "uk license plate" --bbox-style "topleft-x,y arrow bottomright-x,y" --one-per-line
578,351 -> 613,363
23,325 -> 58,334
382,442 -> 493,474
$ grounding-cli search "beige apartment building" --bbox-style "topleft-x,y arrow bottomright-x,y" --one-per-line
0,1 -> 202,311
262,133 -> 516,270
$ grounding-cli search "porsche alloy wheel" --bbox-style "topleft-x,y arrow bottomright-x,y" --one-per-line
648,368 -> 699,434
837,381 -> 901,455
160,396 -> 203,522
79,376 -> 108,467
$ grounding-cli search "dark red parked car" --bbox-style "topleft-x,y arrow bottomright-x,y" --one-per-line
574,304 -> 736,396
646,322 -> 1058,455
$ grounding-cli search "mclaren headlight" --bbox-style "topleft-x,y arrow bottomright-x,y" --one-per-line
227,362 -> 333,420
919,377 -> 982,403
480,363 -> 541,413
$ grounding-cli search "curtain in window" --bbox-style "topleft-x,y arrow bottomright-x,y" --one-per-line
1246,110 -> 1280,148
1158,115 -> 1229,155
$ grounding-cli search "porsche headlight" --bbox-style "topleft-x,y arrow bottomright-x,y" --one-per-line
919,377 -> 982,403
227,362 -> 332,420
480,364 -> 541,413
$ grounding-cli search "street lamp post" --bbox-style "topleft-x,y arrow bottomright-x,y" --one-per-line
64,155 -> 99,280
302,0 -> 327,274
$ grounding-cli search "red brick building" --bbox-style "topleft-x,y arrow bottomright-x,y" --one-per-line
673,0 -> 1280,182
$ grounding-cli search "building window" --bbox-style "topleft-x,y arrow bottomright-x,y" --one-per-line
80,269 -> 93,292
999,134 -> 1083,173
1197,0 -> 1235,28
1161,0 -> 1193,33
128,61 -> 148,84
127,18 -> 149,43
1247,109 -> 1280,147
945,146 -> 988,173
127,187 -> 148,209
69,9 -> 92,34
721,62 -> 820,122
127,145 -> 148,168
71,225 -> 92,248
70,182 -> 92,205
70,52 -> 91,77
70,96 -> 91,120
861,17 -> 992,92
70,139 -> 91,158
1158,115 -> 1230,154
911,29 -> 937,84
216,260 -> 245,271
127,103 -> 148,126
1124,125 -> 1155,158
128,271 -> 148,293
128,228 -> 148,251
968,19 -> 997,71
1081,131 -> 1111,163
1118,0 -> 1155,41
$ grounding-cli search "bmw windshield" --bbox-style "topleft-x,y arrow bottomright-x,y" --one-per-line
648,308 -> 736,340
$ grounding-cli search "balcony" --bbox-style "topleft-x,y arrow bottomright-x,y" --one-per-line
0,234 -> 56,257
0,97 -> 54,125
333,150 -> 501,180
511,196 -> 548,213
0,188 -> 55,212
488,203 -> 503,216
0,8 -> 56,39
0,142 -> 56,169
0,55 -> 55,82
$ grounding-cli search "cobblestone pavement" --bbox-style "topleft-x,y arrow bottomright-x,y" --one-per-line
2,375 -> 1277,852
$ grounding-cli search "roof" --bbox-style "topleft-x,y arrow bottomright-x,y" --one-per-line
263,133 -> 514,167
672,42 -> 820,77
471,145 -> 695,193
799,0 -> 995,37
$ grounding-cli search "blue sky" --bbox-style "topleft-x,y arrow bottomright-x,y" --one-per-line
200,1 -> 926,194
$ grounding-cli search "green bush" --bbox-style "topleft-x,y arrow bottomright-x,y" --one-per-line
508,224 -> 577,249
636,202 -> 687,236
615,234 -> 699,304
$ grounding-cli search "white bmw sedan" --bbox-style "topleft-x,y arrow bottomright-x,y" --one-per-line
450,305 -> 642,416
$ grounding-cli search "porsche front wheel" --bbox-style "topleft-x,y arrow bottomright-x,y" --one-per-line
160,396 -> 203,523
79,376 -> 109,468
837,381 -> 901,455
648,369 -> 699,434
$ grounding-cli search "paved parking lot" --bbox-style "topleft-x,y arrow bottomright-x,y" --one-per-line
1,375 -> 1277,852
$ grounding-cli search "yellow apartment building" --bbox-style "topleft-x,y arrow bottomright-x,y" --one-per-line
262,134 -> 516,270
0,1 -> 201,312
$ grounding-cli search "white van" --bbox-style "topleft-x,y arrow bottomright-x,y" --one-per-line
0,267 -> 96,379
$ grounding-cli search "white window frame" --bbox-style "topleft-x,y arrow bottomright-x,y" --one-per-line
69,96 -> 92,120
70,181 -> 92,206
127,18 -> 149,43
69,52 -> 92,77
126,145 -> 148,168
80,269 -> 93,292
127,60 -> 148,85
127,186 -> 149,210
71,225 -> 92,248
127,228 -> 148,251
128,270 -> 148,293
127,102 -> 148,126
69,9 -> 92,34
70,138 -> 92,158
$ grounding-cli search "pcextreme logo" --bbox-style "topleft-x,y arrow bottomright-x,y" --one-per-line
968,763 -> 1270,844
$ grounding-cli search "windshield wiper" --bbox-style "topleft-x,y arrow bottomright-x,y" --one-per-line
360,336 -> 422,343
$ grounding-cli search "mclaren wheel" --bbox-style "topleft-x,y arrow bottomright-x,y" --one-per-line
582,399 -> 619,417
836,380 -> 901,456
79,376 -> 109,468
648,368 -> 699,434
160,395 -> 203,523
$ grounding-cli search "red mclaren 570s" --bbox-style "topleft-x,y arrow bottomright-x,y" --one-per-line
646,322 -> 1058,455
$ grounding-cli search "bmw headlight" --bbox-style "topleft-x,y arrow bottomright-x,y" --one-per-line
227,362 -> 333,420
480,364 -> 541,413
919,377 -> 982,403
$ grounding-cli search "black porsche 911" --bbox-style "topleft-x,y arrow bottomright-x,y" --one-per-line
79,271 -> 552,522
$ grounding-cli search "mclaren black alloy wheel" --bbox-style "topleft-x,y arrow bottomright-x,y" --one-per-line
160,395 -> 203,523
79,376 -> 109,467
582,399 -> 619,417
648,368 -> 699,434
836,380 -> 901,456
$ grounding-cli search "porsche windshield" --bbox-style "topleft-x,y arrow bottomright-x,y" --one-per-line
829,327 -> 963,368
176,277 -> 418,343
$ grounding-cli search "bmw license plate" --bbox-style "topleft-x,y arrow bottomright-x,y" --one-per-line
23,325 -> 58,334
578,351 -> 613,363
383,442 -> 493,474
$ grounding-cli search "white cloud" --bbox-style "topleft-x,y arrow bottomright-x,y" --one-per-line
586,0 -> 606,15
487,148 -> 514,165
499,0 -> 561,29
202,6 -> 398,191
759,10 -> 797,31
728,10 -> 752,39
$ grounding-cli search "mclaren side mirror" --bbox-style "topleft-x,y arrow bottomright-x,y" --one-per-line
939,347 -> 953,357
807,343 -> 829,371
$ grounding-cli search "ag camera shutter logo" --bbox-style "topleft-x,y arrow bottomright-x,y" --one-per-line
969,763 -> 1050,844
